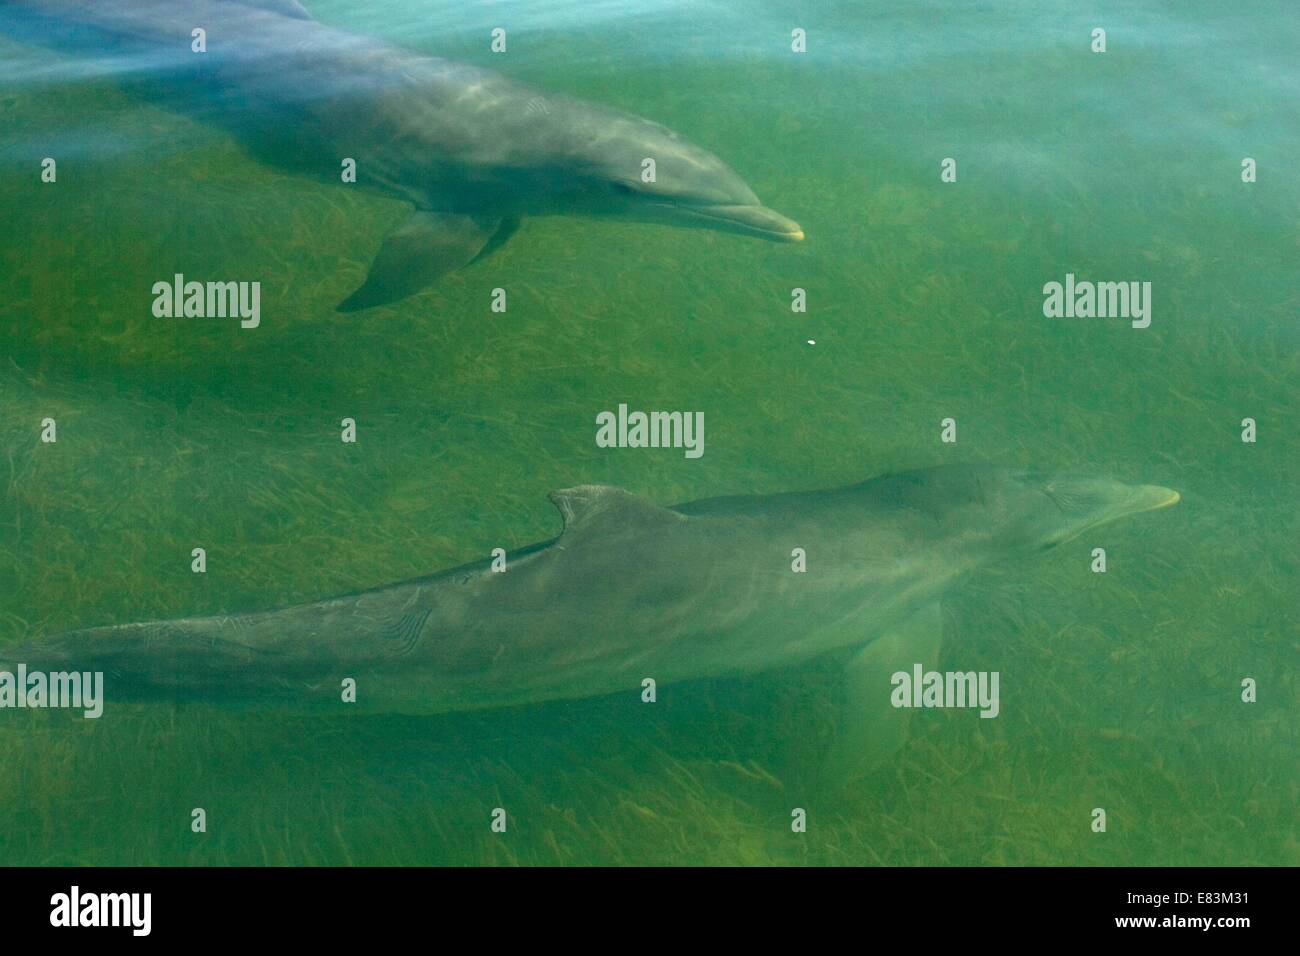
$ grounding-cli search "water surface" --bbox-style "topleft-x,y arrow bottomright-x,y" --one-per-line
0,0 -> 1294,865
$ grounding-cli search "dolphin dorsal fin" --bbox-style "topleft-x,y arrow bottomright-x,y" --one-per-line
548,485 -> 684,538
237,0 -> 315,20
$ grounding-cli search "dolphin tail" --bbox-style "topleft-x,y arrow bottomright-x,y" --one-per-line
337,210 -> 510,312
824,602 -> 944,783
0,618 -> 262,702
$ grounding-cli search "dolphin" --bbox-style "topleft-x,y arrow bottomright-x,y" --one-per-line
0,0 -> 804,310
2,465 -> 1179,767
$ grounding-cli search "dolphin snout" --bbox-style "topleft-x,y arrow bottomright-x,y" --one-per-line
1033,473 -> 1180,542
667,202 -> 804,242
705,204 -> 804,241
1132,484 -> 1181,512
1062,478 -> 1181,529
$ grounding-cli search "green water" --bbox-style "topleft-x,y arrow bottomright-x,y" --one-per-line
0,0 -> 1295,865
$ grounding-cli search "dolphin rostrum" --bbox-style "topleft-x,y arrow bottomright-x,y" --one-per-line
3,466 -> 1179,766
0,0 -> 804,310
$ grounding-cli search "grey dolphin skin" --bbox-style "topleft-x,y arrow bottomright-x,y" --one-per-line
0,0 -> 804,310
4,465 -> 1179,766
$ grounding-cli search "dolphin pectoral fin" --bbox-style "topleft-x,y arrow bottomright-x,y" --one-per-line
825,602 -> 944,782
336,210 -> 501,312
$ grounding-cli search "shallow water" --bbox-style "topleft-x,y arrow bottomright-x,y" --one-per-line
0,0 -> 1295,865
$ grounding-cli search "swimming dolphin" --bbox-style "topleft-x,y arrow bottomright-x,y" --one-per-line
2,465 -> 1179,767
0,0 -> 804,310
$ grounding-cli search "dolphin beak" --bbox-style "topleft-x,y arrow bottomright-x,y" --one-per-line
1088,483 -> 1180,531
1133,485 -> 1181,513
657,202 -> 804,241
1042,477 -> 1180,547
697,203 -> 804,241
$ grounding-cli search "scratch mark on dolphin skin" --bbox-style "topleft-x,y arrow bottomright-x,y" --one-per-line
388,608 -> 433,654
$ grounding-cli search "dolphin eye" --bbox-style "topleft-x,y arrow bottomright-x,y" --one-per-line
611,181 -> 637,196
